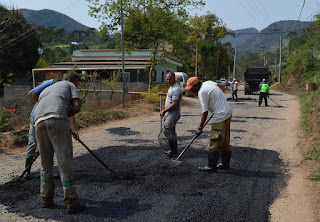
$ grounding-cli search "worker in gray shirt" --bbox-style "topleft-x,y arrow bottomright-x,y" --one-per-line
158,71 -> 182,157
33,72 -> 85,214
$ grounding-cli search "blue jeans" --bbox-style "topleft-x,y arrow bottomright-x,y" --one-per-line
26,116 -> 37,158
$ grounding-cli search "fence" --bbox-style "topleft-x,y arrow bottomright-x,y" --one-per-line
0,81 -> 166,114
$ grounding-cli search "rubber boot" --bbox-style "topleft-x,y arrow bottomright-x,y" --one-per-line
164,140 -> 179,158
199,151 -> 219,173
217,151 -> 231,170
24,157 -> 34,180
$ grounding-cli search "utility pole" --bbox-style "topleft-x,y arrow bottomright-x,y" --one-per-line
279,30 -> 282,84
233,48 -> 236,79
274,57 -> 277,81
120,0 -> 125,108
195,44 -> 198,77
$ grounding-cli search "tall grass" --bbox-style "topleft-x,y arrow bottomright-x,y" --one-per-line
299,90 -> 320,181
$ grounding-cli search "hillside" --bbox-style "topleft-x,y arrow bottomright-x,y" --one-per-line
222,27 -> 258,48
18,9 -> 90,33
223,20 -> 311,56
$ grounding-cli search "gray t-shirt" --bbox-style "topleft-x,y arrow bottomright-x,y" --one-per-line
34,81 -> 80,122
165,83 -> 182,113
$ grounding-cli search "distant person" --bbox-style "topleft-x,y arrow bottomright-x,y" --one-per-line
34,72 -> 85,214
230,79 -> 234,98
232,78 -> 238,101
259,79 -> 270,107
184,77 -> 233,173
24,78 -> 62,180
158,71 -> 182,157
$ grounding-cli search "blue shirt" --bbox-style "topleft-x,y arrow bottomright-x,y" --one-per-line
30,80 -> 53,117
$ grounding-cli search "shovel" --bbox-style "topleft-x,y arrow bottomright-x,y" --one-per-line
77,138 -> 135,180
269,96 -> 283,107
18,155 -> 39,181
158,94 -> 167,147
169,114 -> 214,168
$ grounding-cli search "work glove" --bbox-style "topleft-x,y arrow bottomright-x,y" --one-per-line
195,127 -> 203,137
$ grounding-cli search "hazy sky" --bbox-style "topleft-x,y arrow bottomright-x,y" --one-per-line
1,0 -> 319,31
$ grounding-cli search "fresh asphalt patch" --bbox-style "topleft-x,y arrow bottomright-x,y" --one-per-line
0,143 -> 287,221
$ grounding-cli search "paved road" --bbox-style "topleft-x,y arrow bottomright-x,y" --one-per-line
0,86 -> 300,222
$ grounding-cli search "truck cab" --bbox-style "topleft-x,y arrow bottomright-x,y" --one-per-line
244,67 -> 270,95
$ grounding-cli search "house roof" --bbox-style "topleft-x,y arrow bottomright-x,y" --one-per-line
33,49 -> 183,72
72,49 -> 183,66
32,61 -> 148,71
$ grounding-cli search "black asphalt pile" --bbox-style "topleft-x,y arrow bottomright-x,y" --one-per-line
0,143 -> 287,222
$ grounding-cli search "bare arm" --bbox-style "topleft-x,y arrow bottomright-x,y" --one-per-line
29,90 -> 39,102
199,111 -> 208,129
69,116 -> 79,140
68,98 -> 81,117
160,99 -> 179,119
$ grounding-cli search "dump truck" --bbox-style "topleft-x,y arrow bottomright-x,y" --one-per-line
244,67 -> 270,95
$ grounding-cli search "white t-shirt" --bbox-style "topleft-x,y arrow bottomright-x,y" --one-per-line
198,81 -> 232,123
165,83 -> 182,112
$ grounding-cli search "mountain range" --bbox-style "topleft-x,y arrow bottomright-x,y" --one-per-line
222,20 -> 311,55
18,9 -> 312,54
18,9 -> 90,33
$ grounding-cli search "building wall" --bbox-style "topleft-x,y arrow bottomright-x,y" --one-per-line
156,63 -> 178,82
45,70 -> 63,79
1,81 -> 168,115
2,84 -> 34,114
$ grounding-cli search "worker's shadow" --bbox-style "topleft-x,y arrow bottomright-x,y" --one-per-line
81,197 -> 152,219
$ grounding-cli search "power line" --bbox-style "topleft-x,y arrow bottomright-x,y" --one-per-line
250,0 -> 270,26
245,0 -> 269,28
257,0 -> 273,24
294,0 -> 306,32
239,2 -> 264,29
298,0 -> 306,22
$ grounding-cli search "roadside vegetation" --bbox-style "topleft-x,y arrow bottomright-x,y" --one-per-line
75,106 -> 129,129
0,104 -> 133,149
278,15 -> 320,181
140,85 -> 168,112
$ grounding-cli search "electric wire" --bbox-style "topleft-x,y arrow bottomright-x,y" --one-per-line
250,0 -> 270,26
245,0 -> 269,28
257,0 -> 273,25
239,2 -> 264,29
294,0 -> 306,32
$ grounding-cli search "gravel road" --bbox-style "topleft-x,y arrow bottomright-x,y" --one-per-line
0,86 -> 312,222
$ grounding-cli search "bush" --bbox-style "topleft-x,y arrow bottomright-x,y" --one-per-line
0,107 -> 14,132
76,106 -> 129,129
141,84 -> 168,104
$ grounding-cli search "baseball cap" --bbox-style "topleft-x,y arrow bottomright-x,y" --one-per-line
185,77 -> 199,90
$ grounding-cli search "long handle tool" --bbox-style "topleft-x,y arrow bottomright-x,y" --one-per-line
170,114 -> 214,168
77,138 -> 135,180
269,96 -> 283,107
19,155 -> 39,181
158,95 -> 167,147
160,94 -> 162,130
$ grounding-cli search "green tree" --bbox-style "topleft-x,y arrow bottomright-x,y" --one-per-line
187,12 -> 233,79
0,5 -> 41,85
86,0 -> 205,93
